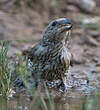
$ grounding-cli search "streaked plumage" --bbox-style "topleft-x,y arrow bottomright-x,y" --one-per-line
28,18 -> 72,86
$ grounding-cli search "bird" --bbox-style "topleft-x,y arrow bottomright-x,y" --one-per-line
28,18 -> 72,89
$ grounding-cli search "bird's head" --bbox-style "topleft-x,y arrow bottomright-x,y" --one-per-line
43,18 -> 72,44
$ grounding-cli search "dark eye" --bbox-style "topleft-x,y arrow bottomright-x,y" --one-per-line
52,21 -> 57,26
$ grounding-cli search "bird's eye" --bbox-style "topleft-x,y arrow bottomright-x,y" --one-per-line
52,21 -> 57,26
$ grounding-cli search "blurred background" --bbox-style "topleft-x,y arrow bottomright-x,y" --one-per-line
0,0 -> 100,73
0,0 -> 99,57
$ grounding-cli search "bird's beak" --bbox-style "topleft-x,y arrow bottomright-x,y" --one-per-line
59,19 -> 72,30
60,24 -> 72,30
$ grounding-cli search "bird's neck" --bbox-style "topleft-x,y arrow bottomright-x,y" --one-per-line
42,38 -> 67,50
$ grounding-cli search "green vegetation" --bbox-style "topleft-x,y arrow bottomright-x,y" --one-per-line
0,40 -> 55,110
29,83 -> 55,110
0,40 -> 12,98
80,94 -> 100,110
82,23 -> 100,30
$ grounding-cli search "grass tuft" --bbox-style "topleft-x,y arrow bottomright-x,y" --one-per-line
0,40 -> 13,99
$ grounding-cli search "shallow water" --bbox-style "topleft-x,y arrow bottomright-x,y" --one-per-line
0,65 -> 100,110
0,89 -> 100,110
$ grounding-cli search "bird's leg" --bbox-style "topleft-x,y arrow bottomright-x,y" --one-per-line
59,71 -> 74,92
57,76 -> 67,92
59,76 -> 70,92
62,76 -> 68,91
63,72 -> 75,91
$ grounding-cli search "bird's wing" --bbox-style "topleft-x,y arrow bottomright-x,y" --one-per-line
28,43 -> 49,81
28,43 -> 48,66
28,44 -> 39,61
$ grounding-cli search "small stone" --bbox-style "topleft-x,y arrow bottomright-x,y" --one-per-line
79,0 -> 96,13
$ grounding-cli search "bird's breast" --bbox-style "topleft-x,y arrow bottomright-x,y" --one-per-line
61,46 -> 71,68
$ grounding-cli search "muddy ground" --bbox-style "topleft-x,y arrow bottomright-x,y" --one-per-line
0,0 -> 100,109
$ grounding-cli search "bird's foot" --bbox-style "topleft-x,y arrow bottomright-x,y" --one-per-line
59,75 -> 74,92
